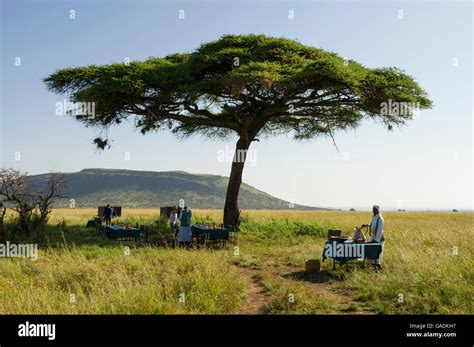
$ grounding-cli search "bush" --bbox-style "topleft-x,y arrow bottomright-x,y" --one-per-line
239,219 -> 331,239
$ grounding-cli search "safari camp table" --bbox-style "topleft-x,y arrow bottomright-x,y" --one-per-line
191,225 -> 230,244
322,240 -> 383,268
104,225 -> 141,240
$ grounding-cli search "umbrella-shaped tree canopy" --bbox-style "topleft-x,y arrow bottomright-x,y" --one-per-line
44,34 -> 432,224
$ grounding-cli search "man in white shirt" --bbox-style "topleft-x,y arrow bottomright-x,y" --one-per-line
369,205 -> 384,243
362,204 -> 385,269
169,206 -> 179,238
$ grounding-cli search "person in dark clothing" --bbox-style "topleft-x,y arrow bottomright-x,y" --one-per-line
103,204 -> 113,226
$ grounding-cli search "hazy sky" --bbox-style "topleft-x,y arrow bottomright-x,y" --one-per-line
1,0 -> 472,210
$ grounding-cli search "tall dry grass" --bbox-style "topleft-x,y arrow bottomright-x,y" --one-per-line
0,208 -> 472,314
0,245 -> 244,314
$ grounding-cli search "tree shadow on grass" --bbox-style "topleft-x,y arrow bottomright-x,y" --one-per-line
282,269 -> 345,284
39,225 -> 160,249
44,226 -> 232,251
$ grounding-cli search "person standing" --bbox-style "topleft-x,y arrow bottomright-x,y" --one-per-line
169,206 -> 180,239
178,206 -> 192,247
103,204 -> 113,226
362,204 -> 385,269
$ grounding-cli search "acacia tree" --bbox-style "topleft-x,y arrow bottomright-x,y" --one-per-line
44,34 -> 432,225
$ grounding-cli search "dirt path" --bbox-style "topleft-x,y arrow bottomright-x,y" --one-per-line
234,265 -> 374,315
234,266 -> 271,314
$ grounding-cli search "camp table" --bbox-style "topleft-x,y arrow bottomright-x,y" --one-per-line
322,239 -> 383,268
191,225 -> 230,245
104,225 -> 142,240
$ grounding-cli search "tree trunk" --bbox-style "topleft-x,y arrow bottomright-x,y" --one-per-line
223,137 -> 250,226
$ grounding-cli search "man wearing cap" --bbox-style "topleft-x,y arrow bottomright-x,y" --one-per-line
362,205 -> 385,269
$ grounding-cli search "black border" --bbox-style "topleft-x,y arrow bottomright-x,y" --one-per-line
0,314 -> 473,345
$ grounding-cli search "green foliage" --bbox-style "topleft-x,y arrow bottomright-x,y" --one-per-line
4,216 -> 47,244
192,214 -> 217,225
154,216 -> 170,233
44,34 -> 432,143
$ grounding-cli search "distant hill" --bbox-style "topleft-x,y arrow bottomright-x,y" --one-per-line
26,168 -> 324,210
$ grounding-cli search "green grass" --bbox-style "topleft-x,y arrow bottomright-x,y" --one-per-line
0,209 -> 472,314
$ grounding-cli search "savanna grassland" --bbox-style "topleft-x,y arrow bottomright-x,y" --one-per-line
0,209 -> 472,314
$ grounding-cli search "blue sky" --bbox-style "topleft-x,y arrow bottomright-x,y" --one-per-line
1,0 -> 472,210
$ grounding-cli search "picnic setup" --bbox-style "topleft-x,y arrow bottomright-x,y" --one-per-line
85,205 -> 121,229
304,205 -> 386,273
103,224 -> 145,241
191,224 -> 235,246
85,206 -> 148,241
85,204 -> 237,246
321,227 -> 384,269
162,205 -> 237,247
83,203 -> 384,263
